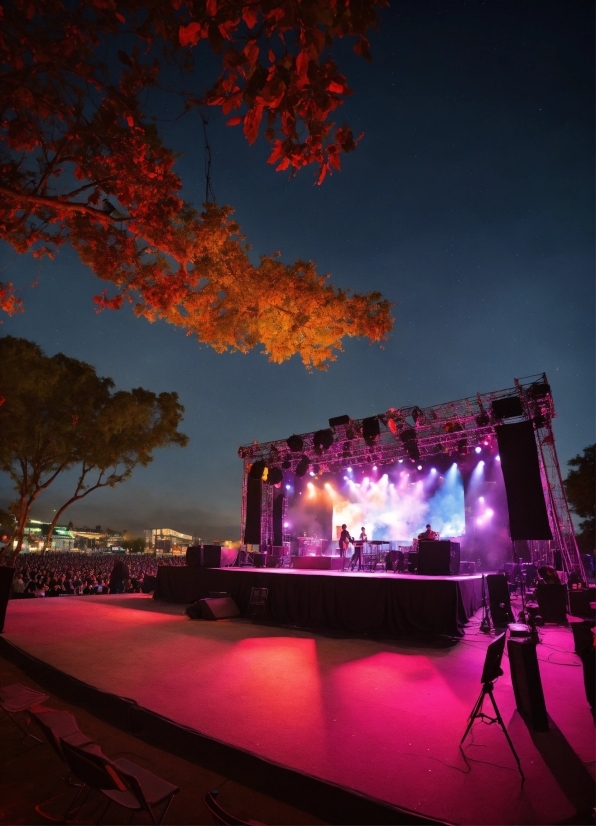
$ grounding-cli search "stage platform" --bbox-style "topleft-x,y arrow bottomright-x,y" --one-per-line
1,595 -> 594,825
155,566 -> 483,639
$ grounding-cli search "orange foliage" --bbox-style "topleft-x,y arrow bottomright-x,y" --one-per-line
0,0 -> 393,367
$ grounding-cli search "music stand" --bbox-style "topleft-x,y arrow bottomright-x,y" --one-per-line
460,632 -> 524,781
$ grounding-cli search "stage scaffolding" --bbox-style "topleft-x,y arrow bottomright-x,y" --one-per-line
238,374 -> 585,582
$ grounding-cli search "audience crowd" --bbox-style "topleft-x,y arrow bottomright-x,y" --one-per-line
10,551 -> 187,598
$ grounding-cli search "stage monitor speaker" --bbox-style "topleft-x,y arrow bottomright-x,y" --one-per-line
507,638 -> 549,731
407,552 -> 418,573
186,546 -> 202,567
486,573 -> 514,625
199,597 -> 240,620
496,420 -> 552,540
418,541 -> 460,575
243,476 -> 262,545
535,583 -> 567,624
202,545 -> 222,568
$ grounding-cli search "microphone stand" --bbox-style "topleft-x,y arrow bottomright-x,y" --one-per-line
479,574 -> 492,634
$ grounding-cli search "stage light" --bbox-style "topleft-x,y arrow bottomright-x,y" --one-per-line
287,434 -> 303,453
295,455 -> 310,477
417,465 -> 422,470
486,509 -> 494,517
479,496 -> 485,502
496,455 -> 500,461
373,465 -> 378,471
475,446 -> 482,454
479,460 -> 485,466
314,428 -> 334,451
363,416 -> 381,445
343,475 -> 348,480
329,414 -> 351,428
309,471 -> 315,476
284,522 -> 289,528
398,459 -> 404,463
348,466 -> 352,472
266,466 -> 283,485
475,411 -> 490,427
249,460 -> 266,479
285,485 -> 291,490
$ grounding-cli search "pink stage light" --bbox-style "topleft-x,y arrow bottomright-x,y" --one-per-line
475,446 -> 482,454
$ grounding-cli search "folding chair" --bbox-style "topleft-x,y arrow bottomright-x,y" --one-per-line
28,707 -> 96,820
205,790 -> 266,826
60,737 -> 179,824
0,682 -> 49,750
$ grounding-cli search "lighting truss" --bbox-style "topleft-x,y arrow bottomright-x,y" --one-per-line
238,374 -> 585,581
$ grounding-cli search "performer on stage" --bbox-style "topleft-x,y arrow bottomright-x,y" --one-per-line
339,524 -> 353,571
418,523 -> 439,540
350,526 -> 367,571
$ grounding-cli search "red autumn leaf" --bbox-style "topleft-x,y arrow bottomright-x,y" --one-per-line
243,6 -> 258,29
243,104 -> 263,144
206,0 -> 218,17
126,115 -> 134,127
268,49 -> 275,63
243,40 -> 259,67
179,22 -> 202,47
316,163 -> 328,185
115,12 -> 125,23
296,50 -> 309,80
327,81 -> 344,94
226,116 -> 243,126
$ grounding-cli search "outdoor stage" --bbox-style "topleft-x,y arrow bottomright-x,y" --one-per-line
1,595 -> 593,825
154,566 -> 484,639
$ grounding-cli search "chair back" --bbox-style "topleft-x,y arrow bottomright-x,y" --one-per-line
60,739 -> 127,793
205,791 -> 253,826
30,710 -> 66,764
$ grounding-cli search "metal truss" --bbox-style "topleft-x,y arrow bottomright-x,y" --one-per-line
239,374 -> 585,580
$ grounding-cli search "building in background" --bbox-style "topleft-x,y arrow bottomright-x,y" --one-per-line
23,520 -> 75,552
144,528 -> 194,555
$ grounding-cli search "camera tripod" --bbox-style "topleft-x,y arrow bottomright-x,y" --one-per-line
460,679 -> 525,781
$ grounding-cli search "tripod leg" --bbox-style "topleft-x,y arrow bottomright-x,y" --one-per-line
460,687 -> 485,745
486,689 -> 525,781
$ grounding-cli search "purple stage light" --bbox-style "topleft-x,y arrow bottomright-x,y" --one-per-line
475,446 -> 482,454
417,465 -> 422,470
373,465 -> 378,471
496,455 -> 500,461
286,485 -> 291,490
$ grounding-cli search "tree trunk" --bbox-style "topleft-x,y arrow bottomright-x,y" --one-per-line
0,565 -> 15,633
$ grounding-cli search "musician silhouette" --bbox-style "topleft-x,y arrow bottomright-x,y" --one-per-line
350,527 -> 367,571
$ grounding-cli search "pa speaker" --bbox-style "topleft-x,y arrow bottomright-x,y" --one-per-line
496,420 -> 552,540
186,546 -> 202,567
243,476 -> 262,545
202,545 -> 222,567
418,541 -> 460,575
200,597 -> 240,620
329,415 -> 350,428
507,638 -> 548,731
486,573 -> 514,625
491,396 -> 523,420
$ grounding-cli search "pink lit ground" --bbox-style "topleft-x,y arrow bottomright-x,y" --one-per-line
3,595 -> 594,825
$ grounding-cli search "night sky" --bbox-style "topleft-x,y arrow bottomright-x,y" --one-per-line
0,0 -> 593,540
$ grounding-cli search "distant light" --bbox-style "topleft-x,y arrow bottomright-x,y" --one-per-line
373,465 -> 378,471
307,482 -> 314,488
496,455 -> 500,461
285,485 -> 291,490
475,446 -> 482,454
479,460 -> 485,466
309,471 -> 315,476
486,509 -> 494,517
343,475 -> 348,481
398,459 -> 404,463
479,496 -> 485,502
417,465 -> 422,470
483,440 -> 489,445
431,468 -> 437,473
283,522 -> 289,528
347,466 -> 353,472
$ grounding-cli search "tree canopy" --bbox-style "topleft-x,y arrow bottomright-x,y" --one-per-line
564,444 -> 595,553
0,335 -> 188,564
0,0 -> 392,370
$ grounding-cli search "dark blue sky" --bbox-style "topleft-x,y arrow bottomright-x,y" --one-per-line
1,0 -> 593,539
